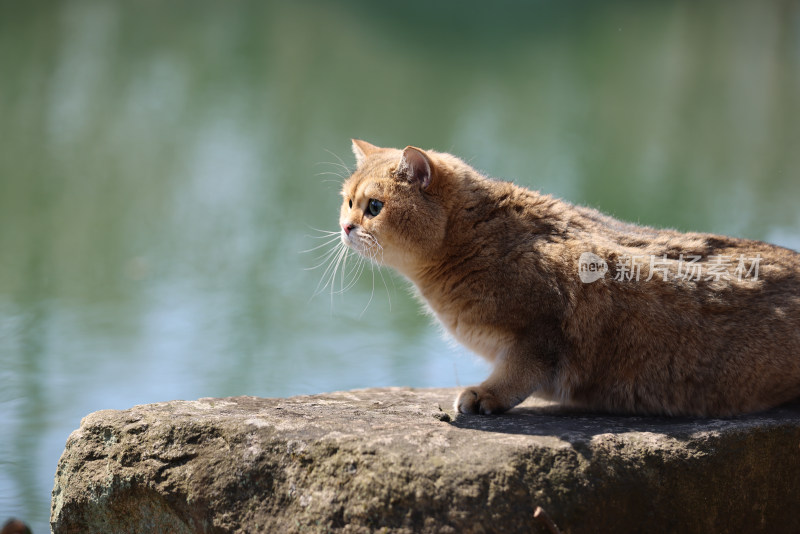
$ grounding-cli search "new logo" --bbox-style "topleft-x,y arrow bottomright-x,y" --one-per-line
578,252 -> 608,283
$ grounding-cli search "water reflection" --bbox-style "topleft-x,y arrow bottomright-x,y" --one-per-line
1,1 -> 798,531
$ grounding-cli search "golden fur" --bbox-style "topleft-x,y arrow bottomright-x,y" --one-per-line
339,139 -> 800,416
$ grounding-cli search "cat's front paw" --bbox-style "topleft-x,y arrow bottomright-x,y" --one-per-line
455,386 -> 509,415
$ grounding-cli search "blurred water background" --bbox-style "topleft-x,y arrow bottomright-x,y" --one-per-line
1,1 -> 799,531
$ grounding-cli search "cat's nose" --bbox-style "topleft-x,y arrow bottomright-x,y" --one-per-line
342,223 -> 355,235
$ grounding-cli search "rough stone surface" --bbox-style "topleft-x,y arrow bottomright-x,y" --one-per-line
51,387 -> 800,533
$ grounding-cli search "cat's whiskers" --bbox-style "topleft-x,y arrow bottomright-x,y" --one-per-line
338,243 -> 348,294
324,245 -> 345,308
362,238 -> 386,316
328,236 -> 366,296
314,170 -> 346,178
372,243 -> 393,312
306,242 -> 344,272
354,233 -> 395,316
340,246 -> 366,295
307,228 -> 350,300
305,224 -> 392,315
314,171 -> 348,185
307,226 -> 340,234
302,228 -> 347,276
341,257 -> 365,295
360,254 -> 377,318
322,149 -> 354,176
302,233 -> 344,256
314,244 -> 344,297
344,245 -> 369,291
315,153 -> 352,190
315,156 -> 351,176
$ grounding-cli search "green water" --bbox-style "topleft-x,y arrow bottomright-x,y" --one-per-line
2,1 -> 799,530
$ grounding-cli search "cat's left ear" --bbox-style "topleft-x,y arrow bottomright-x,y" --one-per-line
397,146 -> 432,189
352,139 -> 380,167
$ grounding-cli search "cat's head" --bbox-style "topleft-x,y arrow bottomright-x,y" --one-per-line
339,140 -> 450,276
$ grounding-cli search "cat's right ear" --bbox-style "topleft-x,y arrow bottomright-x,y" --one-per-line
351,139 -> 380,167
397,146 -> 432,190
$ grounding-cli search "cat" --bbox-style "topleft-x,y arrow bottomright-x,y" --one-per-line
338,139 -> 800,417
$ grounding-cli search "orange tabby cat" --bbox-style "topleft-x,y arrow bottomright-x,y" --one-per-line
339,139 -> 800,416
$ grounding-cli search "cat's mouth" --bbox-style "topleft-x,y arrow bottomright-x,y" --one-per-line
341,226 -> 364,251
341,226 -> 383,262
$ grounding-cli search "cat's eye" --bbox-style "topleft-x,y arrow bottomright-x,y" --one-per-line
367,199 -> 383,217
348,199 -> 353,209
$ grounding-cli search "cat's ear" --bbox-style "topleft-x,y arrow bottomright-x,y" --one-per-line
351,139 -> 380,167
397,146 -> 432,189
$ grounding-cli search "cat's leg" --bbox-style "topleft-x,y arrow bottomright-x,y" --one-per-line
454,347 -> 547,415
